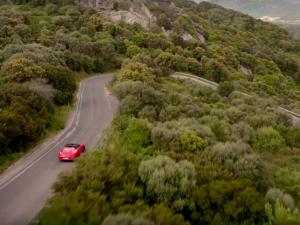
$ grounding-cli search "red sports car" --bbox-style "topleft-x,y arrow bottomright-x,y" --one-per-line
58,143 -> 85,161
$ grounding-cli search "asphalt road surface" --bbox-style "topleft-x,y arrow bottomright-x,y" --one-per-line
0,75 -> 118,225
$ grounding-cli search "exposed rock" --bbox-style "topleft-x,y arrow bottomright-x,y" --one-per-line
197,33 -> 206,43
75,0 -> 206,41
182,33 -> 194,41
238,65 -> 252,75
76,0 -> 155,28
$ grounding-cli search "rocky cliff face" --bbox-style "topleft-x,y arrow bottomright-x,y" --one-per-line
75,0 -> 155,28
75,0 -> 206,42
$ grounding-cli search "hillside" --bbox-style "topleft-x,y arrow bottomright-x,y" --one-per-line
194,0 -> 300,39
0,0 -> 300,224
195,0 -> 300,21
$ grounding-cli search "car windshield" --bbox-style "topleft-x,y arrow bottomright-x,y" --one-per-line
65,144 -> 80,149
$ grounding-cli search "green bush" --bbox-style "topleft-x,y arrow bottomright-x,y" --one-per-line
193,179 -> 266,225
265,200 -> 300,225
275,167 -> 300,202
253,127 -> 285,152
43,64 -> 76,105
211,142 -> 269,189
218,81 -> 235,97
102,214 -> 154,225
265,188 -> 295,209
117,63 -> 155,84
138,156 -> 196,205
123,119 -> 152,152
126,45 -> 141,58
203,59 -> 230,83
0,84 -> 53,155
285,129 -> 300,149
3,57 -> 44,83
180,131 -> 208,152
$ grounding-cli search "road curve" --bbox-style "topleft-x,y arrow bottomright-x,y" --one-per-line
0,75 -> 118,225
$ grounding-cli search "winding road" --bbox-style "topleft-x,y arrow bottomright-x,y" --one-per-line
0,75 -> 118,225
172,72 -> 300,126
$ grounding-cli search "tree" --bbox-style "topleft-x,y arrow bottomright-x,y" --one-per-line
203,59 -> 230,83
3,58 -> 44,83
117,63 -> 155,84
155,52 -> 177,72
80,54 -> 94,73
93,39 -> 115,60
138,156 -> 196,206
211,142 -> 269,189
0,84 -> 53,155
15,24 -> 32,40
218,81 -> 235,97
123,119 -> 152,152
193,179 -> 266,225
126,45 -> 141,58
52,15 -> 73,29
186,57 -> 202,75
43,64 -> 76,105
192,47 -> 206,61
102,214 -> 154,225
157,14 -> 172,30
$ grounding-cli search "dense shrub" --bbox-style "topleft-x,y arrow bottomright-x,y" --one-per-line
123,119 -> 152,152
180,131 -> 208,152
265,200 -> 300,225
126,45 -> 141,58
253,127 -> 285,152
218,81 -> 235,97
138,156 -> 196,206
117,63 -> 155,84
275,167 -> 300,202
265,188 -> 295,209
193,179 -> 266,225
102,214 -> 154,225
203,59 -> 230,83
211,142 -> 270,189
3,57 -> 44,82
43,64 -> 76,105
230,122 -> 254,143
0,84 -> 53,155
285,129 -> 300,149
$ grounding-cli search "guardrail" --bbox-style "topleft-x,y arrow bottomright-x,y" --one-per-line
172,72 -> 218,90
279,107 -> 300,118
171,72 -> 300,120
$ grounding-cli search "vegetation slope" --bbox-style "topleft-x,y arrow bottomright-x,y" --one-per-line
0,0 -> 300,224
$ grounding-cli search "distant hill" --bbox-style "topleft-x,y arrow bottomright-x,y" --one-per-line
194,0 -> 300,20
194,0 -> 300,39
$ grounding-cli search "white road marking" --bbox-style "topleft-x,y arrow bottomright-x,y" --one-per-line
0,78 -> 89,191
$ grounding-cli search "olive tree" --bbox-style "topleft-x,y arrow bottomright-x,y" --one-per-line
138,156 -> 196,206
